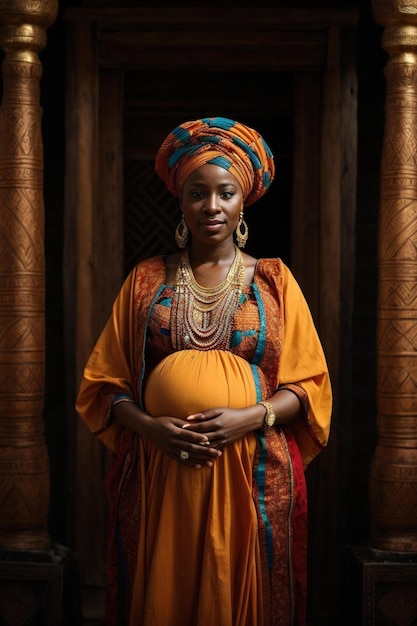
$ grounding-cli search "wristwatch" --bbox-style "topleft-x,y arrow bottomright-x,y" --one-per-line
259,400 -> 276,429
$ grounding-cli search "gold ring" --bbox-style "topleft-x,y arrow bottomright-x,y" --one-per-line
180,449 -> 189,461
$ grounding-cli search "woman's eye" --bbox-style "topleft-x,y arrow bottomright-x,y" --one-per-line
221,191 -> 234,199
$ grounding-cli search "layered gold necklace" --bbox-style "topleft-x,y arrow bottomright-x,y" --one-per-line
171,246 -> 246,350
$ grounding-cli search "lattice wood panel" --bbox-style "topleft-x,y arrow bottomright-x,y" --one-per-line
124,160 -> 181,274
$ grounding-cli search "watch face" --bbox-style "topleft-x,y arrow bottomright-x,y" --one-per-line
267,415 -> 275,427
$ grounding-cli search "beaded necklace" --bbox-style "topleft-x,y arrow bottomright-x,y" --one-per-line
171,246 -> 246,350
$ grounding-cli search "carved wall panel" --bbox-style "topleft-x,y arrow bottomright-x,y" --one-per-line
124,160 -> 180,273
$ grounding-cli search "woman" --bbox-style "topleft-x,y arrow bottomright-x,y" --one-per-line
76,117 -> 332,626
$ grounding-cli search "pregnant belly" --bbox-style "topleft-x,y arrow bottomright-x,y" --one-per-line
144,349 -> 259,418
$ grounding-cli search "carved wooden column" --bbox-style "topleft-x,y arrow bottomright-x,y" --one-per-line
0,0 -> 57,551
348,1 -> 417,623
0,2 -> 79,625
371,0 -> 417,554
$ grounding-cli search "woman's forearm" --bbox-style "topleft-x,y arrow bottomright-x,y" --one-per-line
112,398 -> 153,436
254,388 -> 303,431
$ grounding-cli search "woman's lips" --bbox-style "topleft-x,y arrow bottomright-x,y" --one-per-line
200,220 -> 224,232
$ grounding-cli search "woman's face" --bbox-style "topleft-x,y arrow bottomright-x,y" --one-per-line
179,164 -> 244,246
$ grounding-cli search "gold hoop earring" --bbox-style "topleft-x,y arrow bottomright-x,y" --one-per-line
175,215 -> 189,249
235,211 -> 248,249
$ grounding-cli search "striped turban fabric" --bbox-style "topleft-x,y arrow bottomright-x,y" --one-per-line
155,117 -> 275,206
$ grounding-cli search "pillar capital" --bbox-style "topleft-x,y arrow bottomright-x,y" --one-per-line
0,0 -> 58,27
372,0 -> 417,27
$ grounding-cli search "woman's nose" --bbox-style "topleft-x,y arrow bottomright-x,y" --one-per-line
205,194 -> 220,212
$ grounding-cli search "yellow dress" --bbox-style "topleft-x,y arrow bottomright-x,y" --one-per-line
136,349 -> 260,625
76,256 -> 332,626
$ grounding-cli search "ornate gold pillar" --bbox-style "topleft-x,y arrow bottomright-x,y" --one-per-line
0,0 -> 57,550
371,0 -> 417,551
346,6 -> 417,623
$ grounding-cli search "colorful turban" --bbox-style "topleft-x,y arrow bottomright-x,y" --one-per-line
155,117 -> 275,206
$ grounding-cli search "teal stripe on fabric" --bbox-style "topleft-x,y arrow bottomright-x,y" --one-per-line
207,155 -> 232,170
262,136 -> 274,158
255,432 -> 273,569
169,143 -> 201,168
172,125 -> 191,143
231,329 -> 256,348
252,283 -> 266,366
251,335 -> 273,569
233,136 -> 262,170
139,283 -> 166,408
251,363 -> 262,403
203,135 -> 222,145
202,117 -> 236,131
263,171 -> 272,187
231,330 -> 242,347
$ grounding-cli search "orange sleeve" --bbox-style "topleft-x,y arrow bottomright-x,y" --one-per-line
279,264 -> 333,467
75,270 -> 137,454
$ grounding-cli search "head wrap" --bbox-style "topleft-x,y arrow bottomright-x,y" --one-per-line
155,117 -> 275,206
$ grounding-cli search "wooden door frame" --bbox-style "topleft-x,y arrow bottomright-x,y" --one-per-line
64,7 -> 357,620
